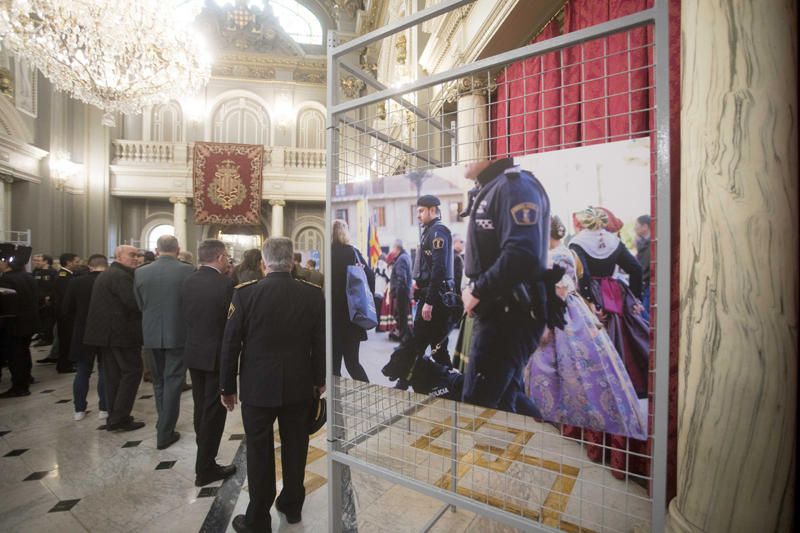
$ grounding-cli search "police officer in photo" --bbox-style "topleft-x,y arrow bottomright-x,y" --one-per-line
460,158 -> 566,417
407,196 -> 458,379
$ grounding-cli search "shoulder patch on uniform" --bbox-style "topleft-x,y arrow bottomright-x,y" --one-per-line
58,270 -> 68,277
299,279 -> 322,289
510,202 -> 538,225
432,237 -> 445,250
227,302 -> 235,319
234,279 -> 258,289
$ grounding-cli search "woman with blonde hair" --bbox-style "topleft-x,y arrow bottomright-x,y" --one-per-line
330,219 -> 374,382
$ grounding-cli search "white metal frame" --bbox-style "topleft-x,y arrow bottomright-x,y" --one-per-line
325,0 -> 672,530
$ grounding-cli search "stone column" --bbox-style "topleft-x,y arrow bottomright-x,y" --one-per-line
667,2 -> 796,532
449,78 -> 490,163
169,197 -> 188,248
269,199 -> 286,237
0,177 -> 10,235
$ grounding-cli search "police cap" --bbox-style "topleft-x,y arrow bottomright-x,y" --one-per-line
416,195 -> 441,208
0,243 -> 32,265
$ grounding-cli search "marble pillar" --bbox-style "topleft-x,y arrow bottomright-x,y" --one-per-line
269,199 -> 286,237
455,84 -> 489,163
169,197 -> 188,248
668,1 -> 797,532
0,178 -> 9,235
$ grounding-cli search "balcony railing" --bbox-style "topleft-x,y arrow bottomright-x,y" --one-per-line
111,140 -> 326,171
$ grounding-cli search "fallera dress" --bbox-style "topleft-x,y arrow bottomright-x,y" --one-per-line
525,244 -> 647,440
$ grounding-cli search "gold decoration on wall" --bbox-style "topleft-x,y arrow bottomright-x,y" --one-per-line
340,76 -> 366,98
376,101 -> 386,120
395,34 -> 407,65
0,67 -> 13,97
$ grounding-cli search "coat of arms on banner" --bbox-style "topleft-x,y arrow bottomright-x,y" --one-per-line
192,142 -> 264,225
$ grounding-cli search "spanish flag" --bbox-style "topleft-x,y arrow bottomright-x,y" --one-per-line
367,215 -> 381,269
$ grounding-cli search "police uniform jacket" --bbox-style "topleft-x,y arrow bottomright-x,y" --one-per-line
33,267 -> 57,308
83,262 -> 142,348
54,267 -> 74,316
219,271 -> 325,408
134,255 -> 195,349
0,270 -> 40,337
181,265 -> 234,372
63,270 -> 102,362
465,158 -> 550,305
414,219 -> 454,305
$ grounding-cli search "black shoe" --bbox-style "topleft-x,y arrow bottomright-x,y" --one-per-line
111,420 -> 144,432
275,501 -> 301,524
181,382 -> 192,392
157,431 -> 180,449
195,463 -> 236,487
36,357 -> 58,364
232,515 -> 262,533
0,387 -> 31,398
33,339 -> 53,347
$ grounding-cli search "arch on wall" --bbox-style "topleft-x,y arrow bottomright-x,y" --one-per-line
291,215 -> 325,267
296,105 -> 326,149
206,90 -> 272,145
140,215 -> 174,251
151,100 -> 183,142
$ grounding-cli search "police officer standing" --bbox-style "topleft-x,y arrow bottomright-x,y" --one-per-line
400,196 -> 456,386
460,158 -> 565,417
54,253 -> 81,373
31,254 -> 57,347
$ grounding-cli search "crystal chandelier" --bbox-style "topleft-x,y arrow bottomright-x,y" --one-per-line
0,0 -> 211,119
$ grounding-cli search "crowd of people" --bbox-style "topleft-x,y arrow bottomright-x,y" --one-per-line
0,236 -> 325,532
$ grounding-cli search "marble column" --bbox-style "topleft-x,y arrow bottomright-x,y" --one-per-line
667,2 -> 797,532
0,177 -> 9,235
452,78 -> 490,163
269,199 -> 286,237
169,197 -> 188,248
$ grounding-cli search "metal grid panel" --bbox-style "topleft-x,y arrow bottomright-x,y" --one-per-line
326,2 -> 670,531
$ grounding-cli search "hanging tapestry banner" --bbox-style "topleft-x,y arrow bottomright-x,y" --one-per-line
192,142 -> 264,225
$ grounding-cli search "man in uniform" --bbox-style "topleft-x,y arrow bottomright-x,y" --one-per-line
0,243 -> 38,398
54,252 -> 81,373
220,237 -> 324,533
31,254 -> 57,347
383,195 -> 456,389
460,158 -> 565,417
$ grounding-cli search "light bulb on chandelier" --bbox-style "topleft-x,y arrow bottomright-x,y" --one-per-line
0,0 -> 212,125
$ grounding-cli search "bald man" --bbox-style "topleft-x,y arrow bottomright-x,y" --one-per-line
83,245 -> 146,432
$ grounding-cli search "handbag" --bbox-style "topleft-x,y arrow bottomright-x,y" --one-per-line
308,391 -> 326,435
346,249 -> 378,329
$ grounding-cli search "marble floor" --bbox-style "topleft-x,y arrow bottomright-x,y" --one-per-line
1,342 -> 652,533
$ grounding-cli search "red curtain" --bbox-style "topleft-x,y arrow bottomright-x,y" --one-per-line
490,0 -> 680,500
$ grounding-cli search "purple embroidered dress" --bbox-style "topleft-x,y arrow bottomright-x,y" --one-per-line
525,244 -> 646,440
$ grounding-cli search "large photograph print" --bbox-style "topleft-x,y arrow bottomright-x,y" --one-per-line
330,138 -> 651,444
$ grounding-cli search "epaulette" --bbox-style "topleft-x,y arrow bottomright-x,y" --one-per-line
234,279 -> 258,289
298,279 -> 322,289
58,270 -> 68,277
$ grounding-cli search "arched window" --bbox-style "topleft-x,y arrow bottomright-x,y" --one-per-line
295,226 -> 323,266
212,97 -> 270,145
269,0 -> 323,45
296,108 -> 325,149
152,101 -> 183,142
147,224 -> 175,252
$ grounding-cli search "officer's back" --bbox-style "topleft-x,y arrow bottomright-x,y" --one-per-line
220,244 -> 325,408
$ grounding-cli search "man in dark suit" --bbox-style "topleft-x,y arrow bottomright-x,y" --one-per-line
54,252 -> 81,373
388,239 -> 412,343
31,253 -> 57,346
64,254 -> 108,421
220,237 -> 325,533
181,239 -> 236,487
0,243 -> 38,398
84,245 -> 145,432
134,235 -> 194,450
